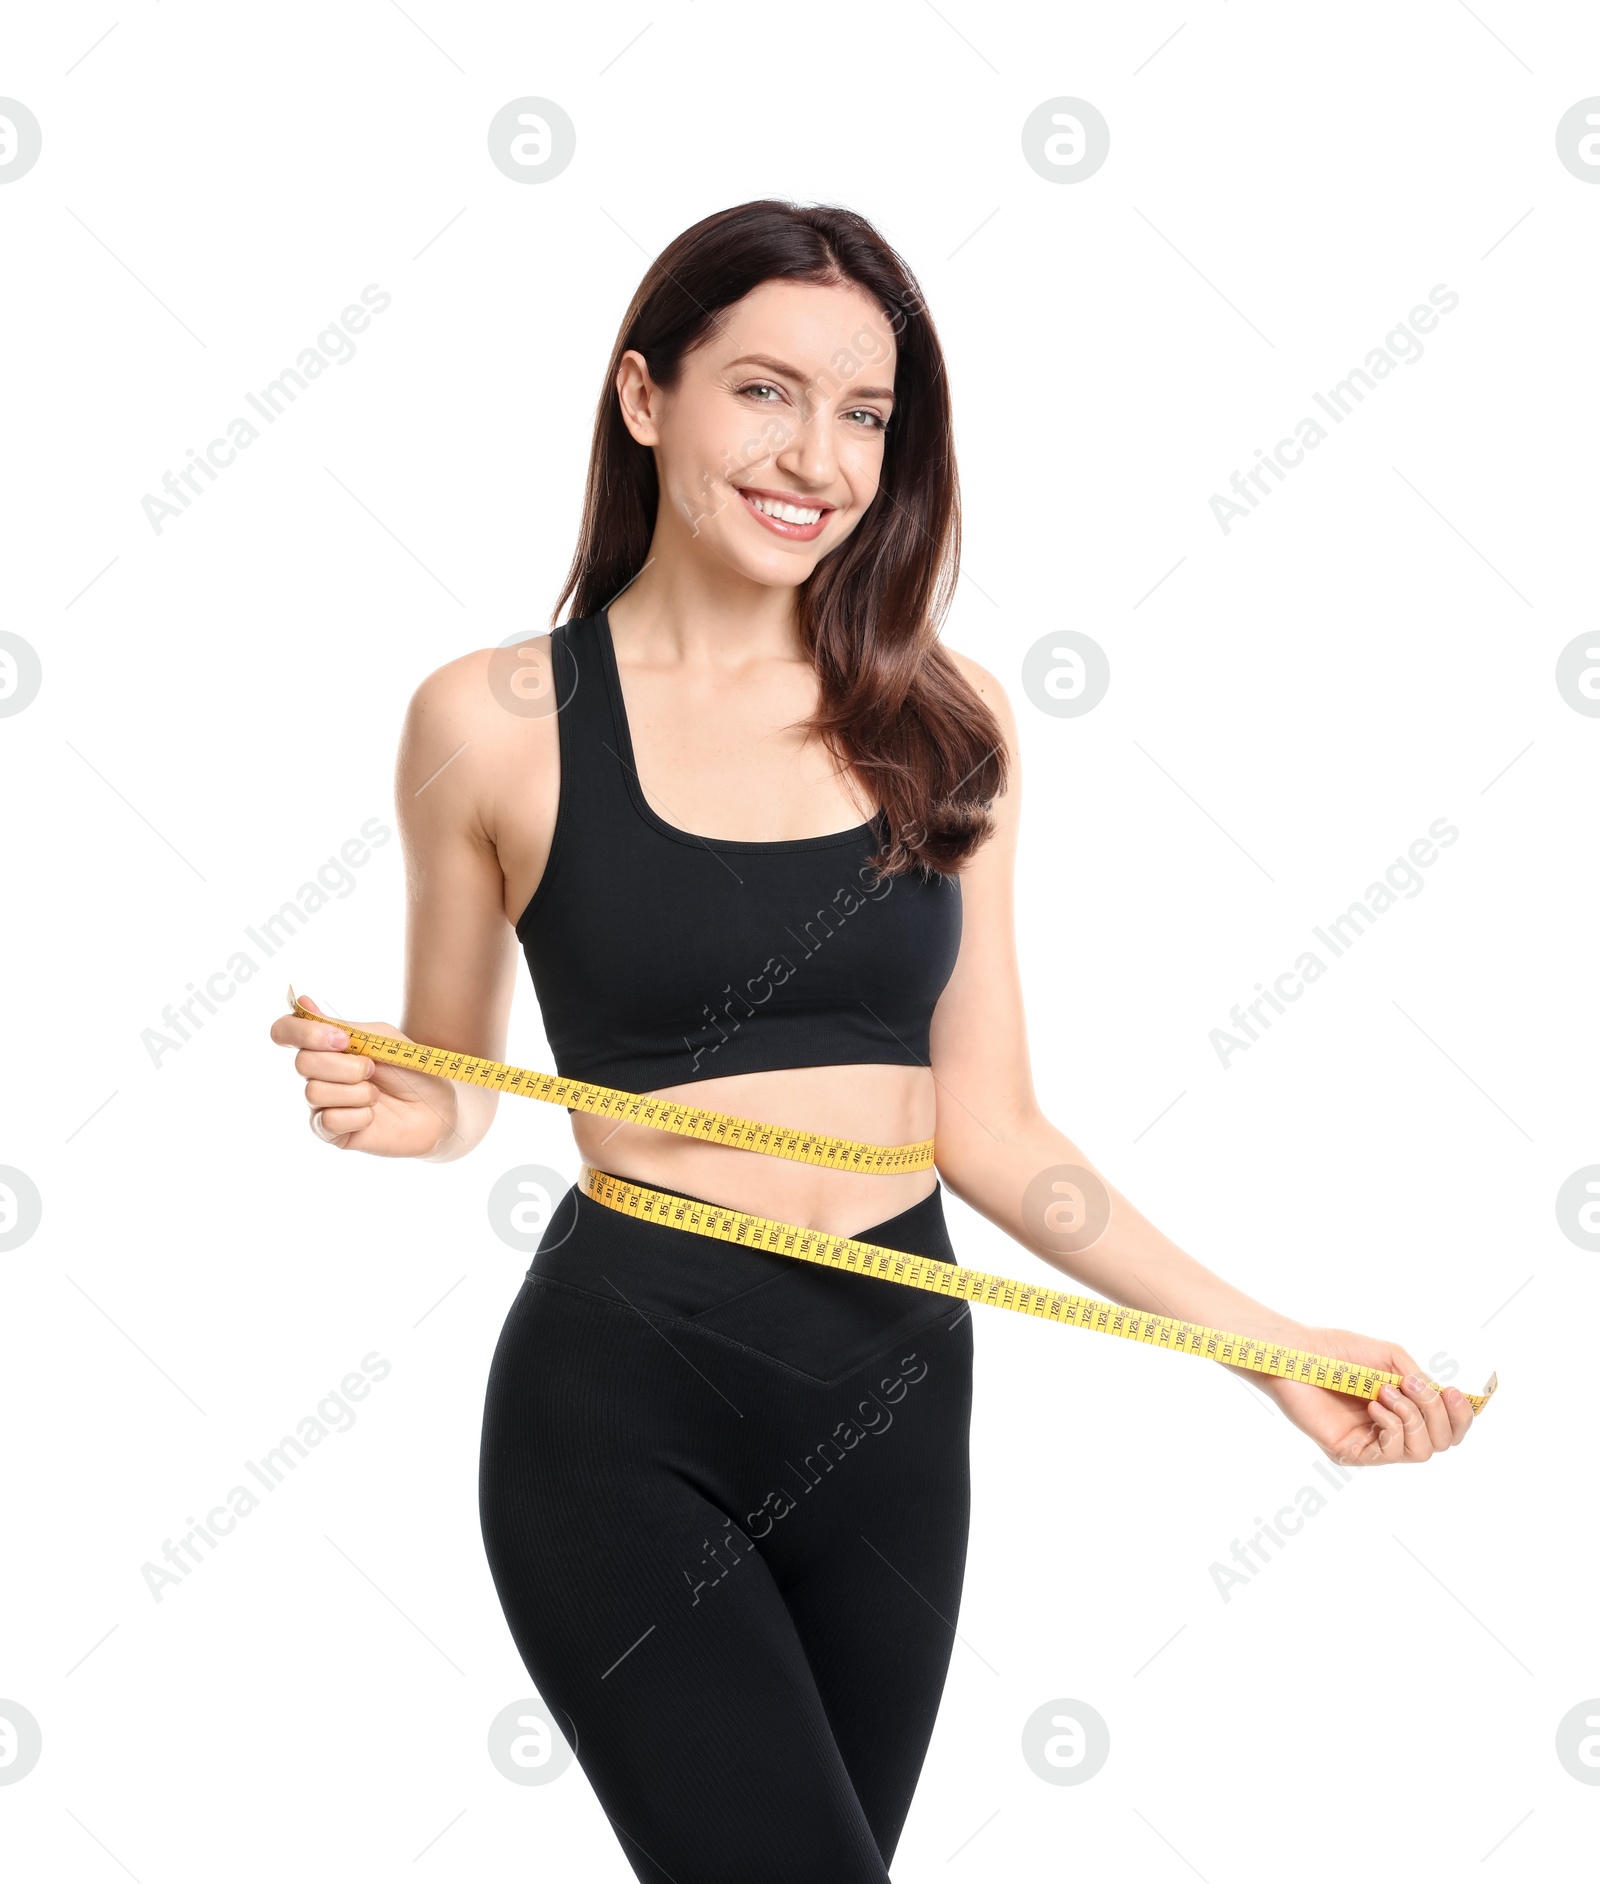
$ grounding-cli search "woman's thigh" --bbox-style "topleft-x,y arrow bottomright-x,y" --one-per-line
777,1304 -> 975,1866
477,1188 -> 975,1879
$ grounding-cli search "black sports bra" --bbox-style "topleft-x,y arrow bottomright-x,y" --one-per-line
515,608 -> 963,1095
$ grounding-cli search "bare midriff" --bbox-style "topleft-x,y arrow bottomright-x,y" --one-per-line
570,1059 -> 938,1239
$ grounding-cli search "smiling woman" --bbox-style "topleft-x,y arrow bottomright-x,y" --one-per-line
269,197 -> 1478,1884
700,340 -> 896,540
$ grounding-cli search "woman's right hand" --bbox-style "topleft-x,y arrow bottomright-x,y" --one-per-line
268,992 -> 459,1159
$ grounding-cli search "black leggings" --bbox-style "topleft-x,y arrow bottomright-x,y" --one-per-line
478,1177 -> 976,1882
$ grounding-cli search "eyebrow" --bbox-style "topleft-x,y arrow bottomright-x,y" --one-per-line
724,352 -> 895,403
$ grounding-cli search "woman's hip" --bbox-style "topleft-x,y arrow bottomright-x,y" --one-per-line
519,1176 -> 972,1386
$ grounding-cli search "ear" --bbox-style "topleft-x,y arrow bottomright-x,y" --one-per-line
615,348 -> 664,447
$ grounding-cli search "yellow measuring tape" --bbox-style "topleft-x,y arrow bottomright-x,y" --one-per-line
286,990 -> 930,1174
289,991 -> 1497,1414
581,1169 -> 1497,1412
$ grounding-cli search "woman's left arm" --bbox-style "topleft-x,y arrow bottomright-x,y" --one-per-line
927,652 -> 1475,1468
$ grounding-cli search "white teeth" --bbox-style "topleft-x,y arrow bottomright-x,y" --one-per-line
748,493 -> 824,525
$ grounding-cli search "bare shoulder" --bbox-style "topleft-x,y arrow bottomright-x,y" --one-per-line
398,637 -> 560,821
943,642 -> 1021,767
404,637 -> 555,733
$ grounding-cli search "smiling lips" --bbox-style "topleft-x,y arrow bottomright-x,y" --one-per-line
737,485 -> 836,541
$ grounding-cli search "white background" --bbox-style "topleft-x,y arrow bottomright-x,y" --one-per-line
3,3 -> 1596,1877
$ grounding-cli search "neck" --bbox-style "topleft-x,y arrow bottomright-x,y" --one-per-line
605,542 -> 805,668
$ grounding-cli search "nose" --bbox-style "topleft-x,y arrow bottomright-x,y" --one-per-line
772,393 -> 839,492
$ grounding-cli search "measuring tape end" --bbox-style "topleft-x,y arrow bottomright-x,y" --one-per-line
287,986 -> 326,1026
288,988 -> 359,1040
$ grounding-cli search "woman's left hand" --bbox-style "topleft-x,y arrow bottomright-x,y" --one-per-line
1259,1326 -> 1476,1465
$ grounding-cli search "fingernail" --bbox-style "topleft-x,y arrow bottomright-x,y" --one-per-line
1404,1374 -> 1430,1394
1379,1384 -> 1401,1407
322,1028 -> 350,1049
1444,1387 -> 1464,1406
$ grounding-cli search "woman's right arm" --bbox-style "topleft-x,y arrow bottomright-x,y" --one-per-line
268,644 -> 556,1163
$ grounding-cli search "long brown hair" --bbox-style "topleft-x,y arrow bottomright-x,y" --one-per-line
552,198 -> 1007,879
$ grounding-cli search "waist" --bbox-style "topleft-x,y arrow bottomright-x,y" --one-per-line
567,1061 -> 937,1236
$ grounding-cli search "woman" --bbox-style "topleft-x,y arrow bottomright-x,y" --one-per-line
270,200 -> 1475,1882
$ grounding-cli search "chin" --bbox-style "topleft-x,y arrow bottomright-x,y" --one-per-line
707,535 -> 824,591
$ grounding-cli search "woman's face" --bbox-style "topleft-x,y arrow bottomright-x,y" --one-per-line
617,276 -> 898,587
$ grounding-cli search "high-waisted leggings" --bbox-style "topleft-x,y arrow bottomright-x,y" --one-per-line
478,1175 -> 976,1882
